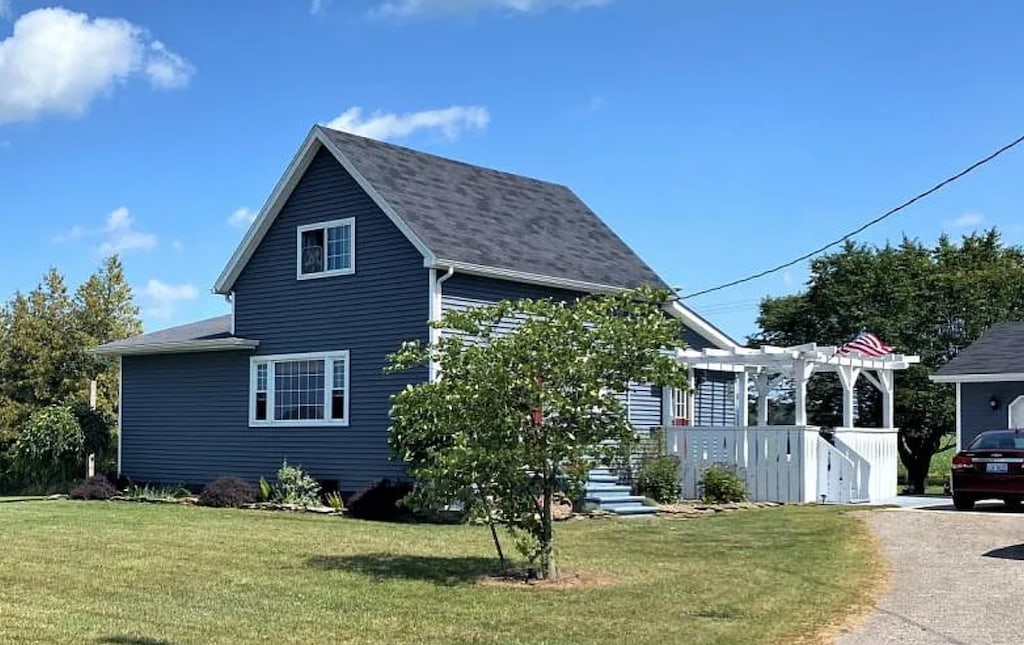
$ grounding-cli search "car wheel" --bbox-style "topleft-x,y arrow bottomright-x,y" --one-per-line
1004,498 -> 1022,510
953,493 -> 975,511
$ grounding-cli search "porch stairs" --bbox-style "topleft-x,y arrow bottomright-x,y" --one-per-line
584,467 -> 656,516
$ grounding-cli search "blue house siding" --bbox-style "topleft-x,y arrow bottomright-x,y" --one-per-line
960,381 -> 1024,448
440,273 -> 734,430
693,370 -> 737,426
122,147 -> 429,490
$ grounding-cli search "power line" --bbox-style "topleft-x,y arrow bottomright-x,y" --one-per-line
682,132 -> 1024,300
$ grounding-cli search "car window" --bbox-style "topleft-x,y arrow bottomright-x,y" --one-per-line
969,432 -> 1024,450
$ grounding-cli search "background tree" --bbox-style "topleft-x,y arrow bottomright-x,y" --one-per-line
753,231 -> 1024,492
0,256 -> 141,485
75,256 -> 142,421
388,287 -> 689,580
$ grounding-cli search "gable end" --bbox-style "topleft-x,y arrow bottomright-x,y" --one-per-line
214,127 -> 435,295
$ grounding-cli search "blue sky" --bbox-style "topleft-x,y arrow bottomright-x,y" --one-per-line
1,1 -> 1023,341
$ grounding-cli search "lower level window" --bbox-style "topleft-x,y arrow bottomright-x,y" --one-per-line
250,351 -> 349,426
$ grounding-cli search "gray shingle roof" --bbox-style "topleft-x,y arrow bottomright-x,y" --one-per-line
935,322 -> 1024,375
320,127 -> 667,290
94,315 -> 235,353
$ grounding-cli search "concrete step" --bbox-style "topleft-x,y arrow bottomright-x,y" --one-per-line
585,494 -> 647,505
587,473 -> 618,484
607,504 -> 657,516
583,482 -> 631,492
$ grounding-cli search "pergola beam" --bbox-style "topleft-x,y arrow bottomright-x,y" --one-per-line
674,343 -> 919,430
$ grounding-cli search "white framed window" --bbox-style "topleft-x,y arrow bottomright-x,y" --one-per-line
249,351 -> 349,427
668,387 -> 690,426
296,218 -> 355,280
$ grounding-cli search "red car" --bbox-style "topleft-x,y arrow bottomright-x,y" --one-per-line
950,430 -> 1024,510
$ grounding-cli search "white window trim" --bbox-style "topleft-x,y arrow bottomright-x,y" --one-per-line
1009,394 -> 1024,429
296,218 -> 355,281
249,350 -> 350,428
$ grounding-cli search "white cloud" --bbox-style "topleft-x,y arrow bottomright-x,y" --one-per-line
375,0 -> 611,17
0,8 -> 193,124
140,279 -> 198,319
227,207 -> 257,229
99,206 -> 157,254
952,212 -> 985,228
324,105 -> 489,142
145,41 -> 194,89
310,0 -> 331,14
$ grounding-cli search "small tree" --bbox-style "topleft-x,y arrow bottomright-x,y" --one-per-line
388,287 -> 688,579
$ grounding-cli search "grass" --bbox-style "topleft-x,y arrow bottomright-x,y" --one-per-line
0,501 -> 881,645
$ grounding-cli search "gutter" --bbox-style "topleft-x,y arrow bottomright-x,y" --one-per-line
91,337 -> 260,357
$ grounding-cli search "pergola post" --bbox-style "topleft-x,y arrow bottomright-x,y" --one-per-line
878,370 -> 895,429
862,370 -> 896,429
736,369 -> 750,427
793,360 -> 813,426
755,372 -> 770,426
836,365 -> 861,429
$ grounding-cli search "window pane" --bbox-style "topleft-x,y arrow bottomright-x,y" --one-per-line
301,229 -> 325,275
256,392 -> 268,421
331,390 -> 345,420
274,359 -> 325,421
326,225 -> 351,271
256,364 -> 268,392
332,358 -> 346,390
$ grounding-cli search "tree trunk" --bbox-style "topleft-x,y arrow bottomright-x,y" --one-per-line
903,452 -> 931,495
539,470 -> 557,580
475,491 -> 506,568
898,433 -> 938,495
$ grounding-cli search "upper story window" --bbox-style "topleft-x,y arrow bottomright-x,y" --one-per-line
297,218 -> 355,280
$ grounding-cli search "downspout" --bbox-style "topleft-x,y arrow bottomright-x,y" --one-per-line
224,292 -> 235,335
429,267 -> 455,381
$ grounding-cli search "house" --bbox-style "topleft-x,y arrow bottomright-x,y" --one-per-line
932,322 -> 1024,450
94,125 -> 739,493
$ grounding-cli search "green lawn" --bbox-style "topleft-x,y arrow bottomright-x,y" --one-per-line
0,501 -> 881,645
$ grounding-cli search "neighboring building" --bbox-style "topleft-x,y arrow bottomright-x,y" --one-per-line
95,125 -> 738,492
932,322 -> 1024,449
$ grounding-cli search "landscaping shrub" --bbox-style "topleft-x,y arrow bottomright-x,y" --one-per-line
69,475 -> 117,500
635,455 -> 680,503
325,490 -> 344,511
10,405 -> 85,488
198,476 -> 257,508
273,461 -> 321,507
699,464 -> 746,503
259,476 -> 273,502
346,479 -> 413,521
123,481 -> 190,501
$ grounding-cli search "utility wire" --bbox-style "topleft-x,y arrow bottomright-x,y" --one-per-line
682,133 -> 1024,300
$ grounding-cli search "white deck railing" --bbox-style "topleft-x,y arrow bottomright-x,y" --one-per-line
665,425 -> 899,504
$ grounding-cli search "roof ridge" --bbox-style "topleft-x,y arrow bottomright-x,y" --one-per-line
318,125 -> 571,191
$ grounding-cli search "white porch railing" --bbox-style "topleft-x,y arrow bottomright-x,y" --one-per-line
666,426 -> 821,503
830,428 -> 899,502
817,436 -> 859,504
666,425 -> 899,504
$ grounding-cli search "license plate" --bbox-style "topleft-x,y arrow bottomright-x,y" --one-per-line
987,462 -> 1009,474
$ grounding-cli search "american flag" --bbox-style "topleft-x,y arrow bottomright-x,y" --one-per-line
837,332 -> 894,358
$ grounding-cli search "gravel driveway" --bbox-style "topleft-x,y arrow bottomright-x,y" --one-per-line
837,503 -> 1024,644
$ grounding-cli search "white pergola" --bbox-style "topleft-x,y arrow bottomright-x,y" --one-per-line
676,343 -> 920,429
